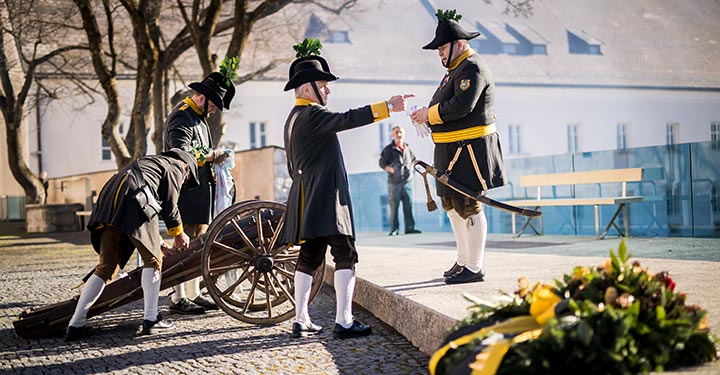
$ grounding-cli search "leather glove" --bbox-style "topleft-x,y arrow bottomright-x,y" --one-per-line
212,149 -> 231,164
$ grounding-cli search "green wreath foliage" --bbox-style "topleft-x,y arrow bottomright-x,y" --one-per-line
436,240 -> 718,375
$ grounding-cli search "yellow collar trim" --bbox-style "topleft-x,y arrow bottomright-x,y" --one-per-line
447,49 -> 474,71
295,98 -> 318,106
183,97 -> 203,115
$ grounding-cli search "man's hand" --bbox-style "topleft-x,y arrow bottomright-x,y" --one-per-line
384,166 -> 395,174
173,232 -> 190,251
160,240 -> 177,256
387,94 -> 416,113
410,107 -> 430,125
206,149 -> 231,164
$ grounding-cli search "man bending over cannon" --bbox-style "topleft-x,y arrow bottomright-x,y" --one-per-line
281,39 -> 414,339
65,149 -> 199,341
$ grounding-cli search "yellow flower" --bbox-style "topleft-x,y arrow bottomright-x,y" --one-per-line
517,277 -> 532,298
698,315 -> 709,330
602,259 -> 613,276
530,285 -> 561,325
573,267 -> 589,280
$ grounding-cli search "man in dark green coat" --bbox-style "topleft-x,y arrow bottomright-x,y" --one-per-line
162,62 -> 237,314
66,149 -> 198,341
281,39 -> 413,339
411,10 -> 508,284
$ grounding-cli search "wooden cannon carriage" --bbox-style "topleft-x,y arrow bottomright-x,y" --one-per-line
13,200 -> 325,339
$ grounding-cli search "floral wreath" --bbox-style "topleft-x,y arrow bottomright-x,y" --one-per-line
430,240 -> 718,375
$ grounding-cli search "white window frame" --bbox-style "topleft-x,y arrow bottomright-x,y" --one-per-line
508,124 -> 522,154
666,122 -> 679,145
249,121 -> 267,149
567,123 -> 580,153
616,122 -> 628,150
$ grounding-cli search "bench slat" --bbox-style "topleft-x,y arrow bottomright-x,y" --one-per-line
520,168 -> 645,187
505,196 -> 644,207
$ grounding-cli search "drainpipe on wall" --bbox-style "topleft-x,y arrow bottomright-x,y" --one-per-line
35,85 -> 43,174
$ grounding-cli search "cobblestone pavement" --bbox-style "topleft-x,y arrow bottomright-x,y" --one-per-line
0,227 -> 429,374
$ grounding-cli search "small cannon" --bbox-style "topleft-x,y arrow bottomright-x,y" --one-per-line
13,200 -> 324,338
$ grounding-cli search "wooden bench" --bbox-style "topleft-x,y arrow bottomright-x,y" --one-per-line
75,211 -> 92,231
505,168 -> 655,239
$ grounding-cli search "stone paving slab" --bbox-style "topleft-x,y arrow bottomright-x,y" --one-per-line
0,227 -> 428,375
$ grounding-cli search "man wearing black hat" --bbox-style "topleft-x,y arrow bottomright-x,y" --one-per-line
162,58 -> 239,314
282,39 -> 414,339
411,10 -> 507,284
65,149 -> 198,341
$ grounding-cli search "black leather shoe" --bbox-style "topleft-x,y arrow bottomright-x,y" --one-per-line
65,325 -> 91,342
169,298 -> 205,315
388,230 -> 399,236
333,320 -> 372,339
445,268 -> 485,284
405,229 -> 422,234
443,263 -> 463,278
193,296 -> 219,311
291,322 -> 323,338
135,315 -> 173,337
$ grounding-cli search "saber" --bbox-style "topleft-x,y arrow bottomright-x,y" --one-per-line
413,160 -> 541,218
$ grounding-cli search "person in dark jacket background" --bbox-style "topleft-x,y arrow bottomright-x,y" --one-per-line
281,38 -> 413,339
411,10 -> 507,285
65,149 -> 198,341
379,125 -> 421,236
162,57 -> 238,314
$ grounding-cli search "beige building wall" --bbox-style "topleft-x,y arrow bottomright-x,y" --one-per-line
38,147 -> 286,213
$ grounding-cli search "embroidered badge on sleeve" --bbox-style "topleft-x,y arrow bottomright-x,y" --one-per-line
459,79 -> 471,91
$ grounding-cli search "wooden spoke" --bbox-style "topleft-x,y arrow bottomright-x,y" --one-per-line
266,211 -> 286,255
208,261 -> 251,277
273,265 -> 294,279
264,273 -> 273,319
270,271 -> 296,308
210,241 -> 253,261
220,267 -> 253,298
230,217 -> 260,255
242,274 -> 261,315
255,209 -> 265,253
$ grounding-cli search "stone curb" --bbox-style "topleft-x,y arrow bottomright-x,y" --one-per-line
323,263 -> 455,355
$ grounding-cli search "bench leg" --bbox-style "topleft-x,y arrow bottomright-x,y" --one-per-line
600,203 -> 627,239
516,206 -> 542,237
511,214 -> 516,237
594,205 -> 600,238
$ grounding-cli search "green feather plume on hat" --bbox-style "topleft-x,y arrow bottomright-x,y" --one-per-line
219,55 -> 239,86
435,9 -> 462,23
293,38 -> 323,58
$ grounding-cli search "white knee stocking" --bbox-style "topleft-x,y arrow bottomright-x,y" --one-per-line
447,210 -> 469,266
171,282 -> 186,304
334,269 -> 356,328
142,268 -> 161,321
294,271 -> 314,325
185,277 -> 202,301
465,210 -> 488,273
68,274 -> 106,328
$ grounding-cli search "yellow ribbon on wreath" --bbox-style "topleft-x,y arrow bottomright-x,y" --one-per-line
429,285 -> 562,375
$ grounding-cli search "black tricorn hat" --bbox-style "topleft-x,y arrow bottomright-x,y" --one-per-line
283,55 -> 338,91
161,148 -> 200,189
189,72 -> 236,111
423,19 -> 481,50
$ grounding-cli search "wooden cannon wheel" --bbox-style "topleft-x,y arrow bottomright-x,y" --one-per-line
200,200 -> 325,325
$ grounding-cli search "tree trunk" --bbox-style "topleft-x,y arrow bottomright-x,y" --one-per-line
0,5 -> 42,204
74,0 -> 131,169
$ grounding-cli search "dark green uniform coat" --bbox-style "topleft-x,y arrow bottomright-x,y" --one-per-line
87,155 -> 187,268
163,98 -> 214,224
280,101 -> 385,245
428,50 -> 507,198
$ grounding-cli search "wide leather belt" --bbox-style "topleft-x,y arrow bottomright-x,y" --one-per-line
431,123 -> 496,143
